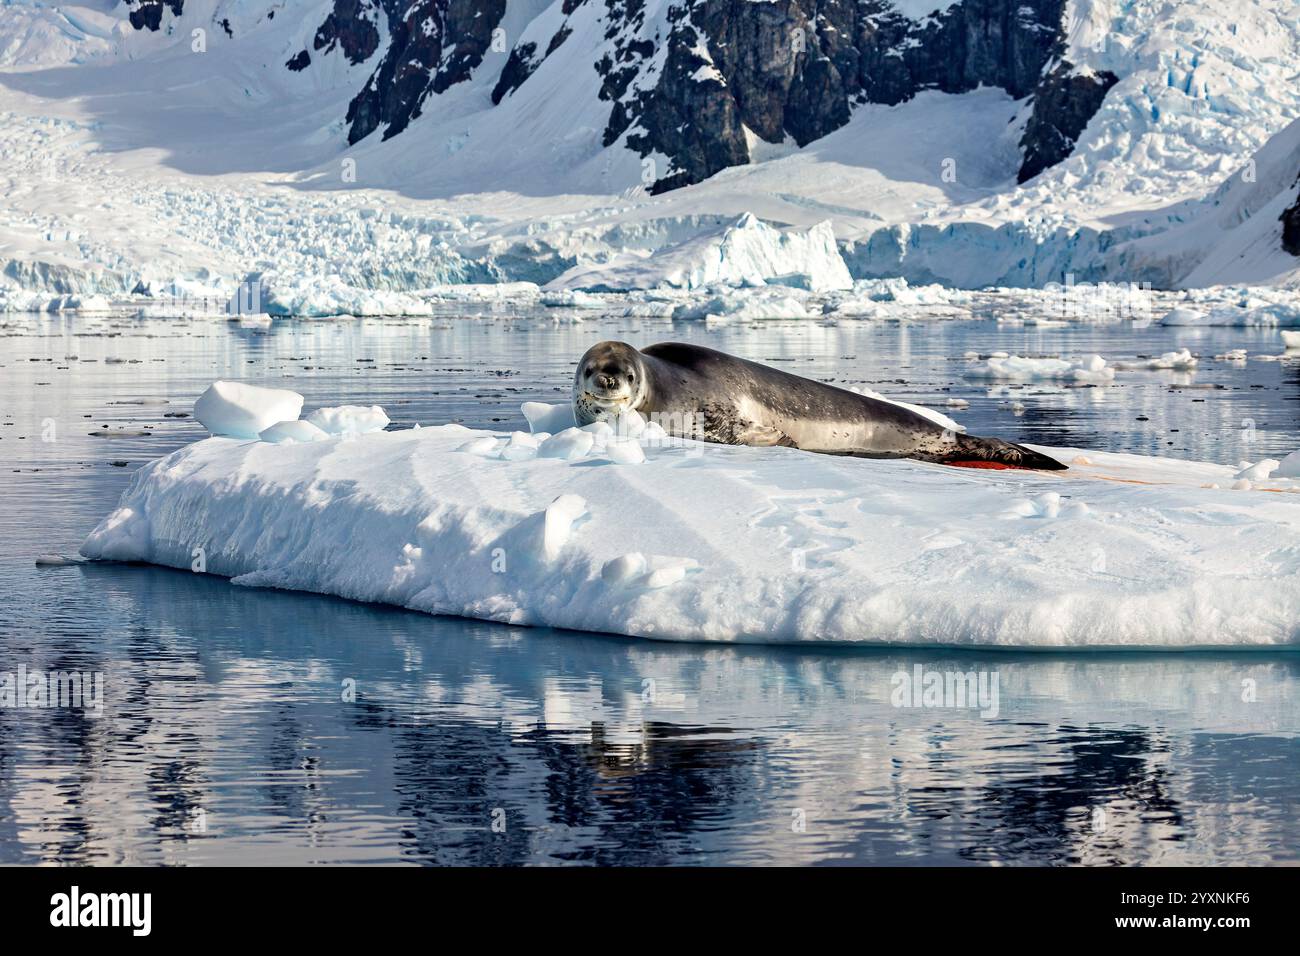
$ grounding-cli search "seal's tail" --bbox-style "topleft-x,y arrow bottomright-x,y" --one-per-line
934,434 -> 1068,471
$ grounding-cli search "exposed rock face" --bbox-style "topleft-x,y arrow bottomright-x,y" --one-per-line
310,0 -> 382,66
1017,64 -> 1119,183
624,20 -> 750,194
492,0 -> 582,104
122,1 -> 1117,193
492,41 -> 541,104
593,0 -> 1095,192
125,0 -> 184,33
879,0 -> 1065,100
1281,185 -> 1300,256
345,0 -> 508,144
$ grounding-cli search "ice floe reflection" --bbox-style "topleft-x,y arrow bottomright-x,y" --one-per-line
1,562 -> 1295,865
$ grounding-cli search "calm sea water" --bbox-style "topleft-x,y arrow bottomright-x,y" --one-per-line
1,309 -> 1297,865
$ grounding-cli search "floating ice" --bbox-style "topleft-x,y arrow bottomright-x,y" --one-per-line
540,290 -> 606,309
1159,303 -> 1300,327
639,560 -> 697,590
262,275 -> 434,317
599,550 -> 698,590
1113,349 -> 1198,371
79,421 -> 1300,647
601,553 -> 648,584
641,421 -> 669,443
966,354 -> 1115,383
672,291 -> 811,321
613,409 -> 647,439
34,554 -> 84,567
853,387 -> 965,433
1160,308 -> 1210,326
1000,492 -> 1088,520
457,436 -> 501,456
194,381 -> 304,439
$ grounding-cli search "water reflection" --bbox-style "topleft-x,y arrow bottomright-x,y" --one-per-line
1,563 -> 1295,865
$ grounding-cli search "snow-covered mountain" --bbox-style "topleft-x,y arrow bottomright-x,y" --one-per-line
95,0 -> 1134,192
2,0 -> 1300,301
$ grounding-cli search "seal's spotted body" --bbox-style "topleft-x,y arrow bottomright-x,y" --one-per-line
573,341 -> 1067,471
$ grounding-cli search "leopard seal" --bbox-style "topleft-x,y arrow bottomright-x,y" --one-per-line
573,341 -> 1066,470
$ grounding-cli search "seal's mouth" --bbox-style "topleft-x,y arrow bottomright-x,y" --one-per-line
581,388 -> 631,406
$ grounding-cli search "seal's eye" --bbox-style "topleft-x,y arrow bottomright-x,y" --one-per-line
628,373 -> 635,382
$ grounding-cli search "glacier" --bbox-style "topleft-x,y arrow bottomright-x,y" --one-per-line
2,1 -> 1300,309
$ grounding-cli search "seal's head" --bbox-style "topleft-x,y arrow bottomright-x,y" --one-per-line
573,341 -> 647,425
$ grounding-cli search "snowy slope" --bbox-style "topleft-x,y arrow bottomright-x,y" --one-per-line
1,0 -> 1299,302
1124,118 -> 1300,288
0,2 -> 122,68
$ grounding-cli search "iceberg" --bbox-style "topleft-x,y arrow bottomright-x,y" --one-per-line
81,416 -> 1300,647
547,215 -> 854,294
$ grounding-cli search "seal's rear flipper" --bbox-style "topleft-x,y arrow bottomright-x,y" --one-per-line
936,435 -> 1068,471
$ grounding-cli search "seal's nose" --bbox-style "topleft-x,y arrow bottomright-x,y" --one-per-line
596,374 -> 617,389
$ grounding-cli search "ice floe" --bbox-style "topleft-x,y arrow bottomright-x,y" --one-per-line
81,398 -> 1300,647
965,354 -> 1116,384
1112,349 -> 1198,371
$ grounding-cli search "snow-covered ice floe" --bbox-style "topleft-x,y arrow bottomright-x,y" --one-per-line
1159,299 -> 1300,327
964,353 -> 1116,383
81,401 -> 1300,648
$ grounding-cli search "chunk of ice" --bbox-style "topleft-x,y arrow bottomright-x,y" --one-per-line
194,381 -> 303,440
305,405 -> 390,436
260,419 -> 329,444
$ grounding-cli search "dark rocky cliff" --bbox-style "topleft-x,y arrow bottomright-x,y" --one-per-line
623,0 -> 1100,192
127,0 -> 1118,193
124,0 -> 185,32
1017,64 -> 1118,183
290,0 -> 509,144
518,0 -> 1114,193
1281,184 -> 1300,256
